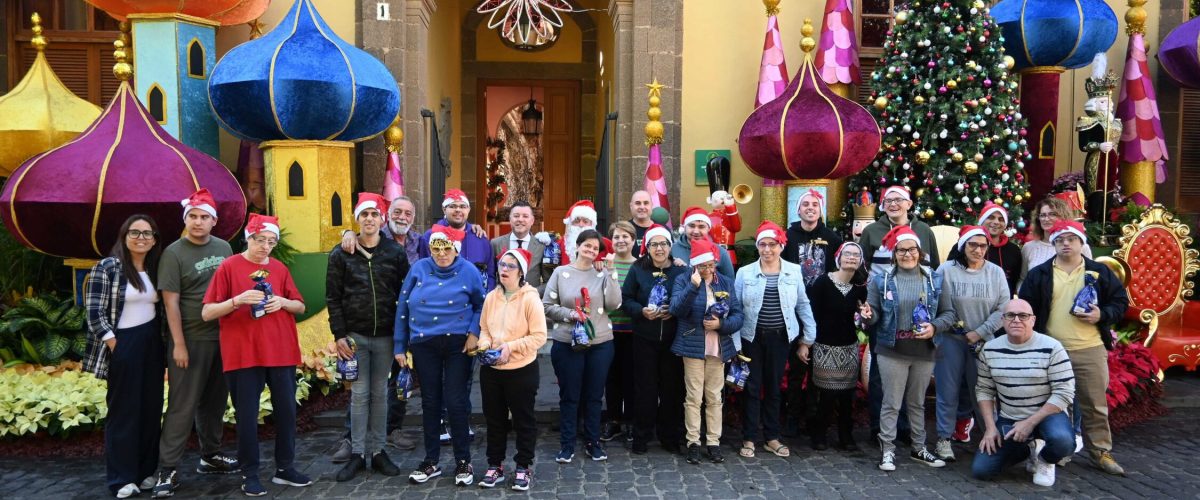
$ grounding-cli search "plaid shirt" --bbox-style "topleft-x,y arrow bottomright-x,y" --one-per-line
82,257 -> 124,380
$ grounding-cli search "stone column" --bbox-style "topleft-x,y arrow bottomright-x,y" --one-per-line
1155,0 -> 1187,207
610,0 -> 636,220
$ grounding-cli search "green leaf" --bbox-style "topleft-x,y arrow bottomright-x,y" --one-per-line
71,332 -> 89,358
37,332 -> 70,364
20,334 -> 42,365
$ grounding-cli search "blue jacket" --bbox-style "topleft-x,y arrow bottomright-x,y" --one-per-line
866,266 -> 946,349
733,259 -> 817,351
393,256 -> 486,355
668,270 -> 744,362
418,219 -> 496,290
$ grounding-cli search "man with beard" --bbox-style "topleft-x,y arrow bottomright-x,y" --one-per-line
490,201 -> 546,293
669,207 -> 735,280
629,191 -> 654,257
419,189 -> 496,290
536,200 -> 612,267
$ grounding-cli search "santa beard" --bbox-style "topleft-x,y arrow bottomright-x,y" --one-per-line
563,224 -> 591,260
389,220 -> 410,236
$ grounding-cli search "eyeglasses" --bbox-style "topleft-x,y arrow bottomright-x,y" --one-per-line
249,236 -> 278,247
445,204 -> 469,211
894,246 -> 920,256
965,242 -> 989,250
126,229 -> 156,240
694,263 -> 716,271
497,261 -> 521,271
647,241 -> 671,249
756,241 -> 780,250
1002,312 -> 1033,322
882,198 -> 908,207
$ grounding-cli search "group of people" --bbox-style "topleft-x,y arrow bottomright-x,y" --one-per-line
82,182 -> 1131,497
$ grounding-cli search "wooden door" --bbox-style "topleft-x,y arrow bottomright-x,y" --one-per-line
540,81 -> 581,234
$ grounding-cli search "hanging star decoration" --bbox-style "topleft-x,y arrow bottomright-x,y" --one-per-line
477,0 -> 574,46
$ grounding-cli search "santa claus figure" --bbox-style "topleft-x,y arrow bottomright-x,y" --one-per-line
705,156 -> 741,265
536,200 -> 612,267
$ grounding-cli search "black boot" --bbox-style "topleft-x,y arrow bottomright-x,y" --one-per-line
336,455 -> 366,482
686,444 -> 702,465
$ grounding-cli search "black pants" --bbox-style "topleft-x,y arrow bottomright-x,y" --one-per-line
630,334 -> 685,447
226,366 -> 297,478
605,333 -> 635,423
742,327 -> 788,443
480,362 -> 539,467
814,388 -> 855,442
785,340 -> 815,430
105,319 -> 164,495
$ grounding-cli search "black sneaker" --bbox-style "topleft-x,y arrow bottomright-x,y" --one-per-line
600,422 -> 624,442
478,466 -> 504,488
511,467 -> 532,491
197,453 -> 240,474
240,476 -> 266,497
555,448 -> 575,464
686,444 -> 702,465
409,461 -> 442,484
707,445 -> 725,464
454,460 -> 474,486
371,451 -> 401,476
151,468 -> 178,498
585,442 -> 608,461
271,467 -> 313,487
910,447 -> 947,468
336,455 -> 365,482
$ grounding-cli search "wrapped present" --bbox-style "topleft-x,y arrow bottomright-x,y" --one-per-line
571,288 -> 596,351
1073,271 -> 1100,315
336,336 -> 359,382
477,348 -> 503,366
726,353 -> 752,391
911,295 -> 931,332
395,365 -> 414,401
706,290 -> 731,319
648,272 -> 670,312
249,269 -> 274,319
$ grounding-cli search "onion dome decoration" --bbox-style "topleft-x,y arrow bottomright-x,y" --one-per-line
991,0 -> 1118,70
83,0 -> 269,26
208,0 -> 401,143
0,34 -> 247,260
813,0 -> 860,86
0,14 -> 102,178
738,20 -> 881,181
1159,16 -> 1200,89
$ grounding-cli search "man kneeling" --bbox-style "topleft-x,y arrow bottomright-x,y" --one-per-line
972,299 -> 1075,486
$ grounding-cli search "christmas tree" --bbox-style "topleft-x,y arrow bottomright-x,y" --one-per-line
850,0 -> 1032,228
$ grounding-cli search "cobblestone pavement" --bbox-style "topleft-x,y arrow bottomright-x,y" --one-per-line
2,407 -> 1198,499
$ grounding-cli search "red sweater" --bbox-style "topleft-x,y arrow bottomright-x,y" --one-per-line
203,254 -> 304,372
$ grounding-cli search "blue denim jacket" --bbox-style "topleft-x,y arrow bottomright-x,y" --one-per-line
868,266 -> 944,349
733,260 -> 816,351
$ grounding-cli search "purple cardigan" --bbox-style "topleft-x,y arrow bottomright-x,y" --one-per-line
418,219 -> 496,290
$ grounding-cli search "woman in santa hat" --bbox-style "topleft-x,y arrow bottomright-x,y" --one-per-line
945,202 -> 1022,294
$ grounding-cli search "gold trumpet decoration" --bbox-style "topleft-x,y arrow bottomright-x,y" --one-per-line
732,183 -> 754,204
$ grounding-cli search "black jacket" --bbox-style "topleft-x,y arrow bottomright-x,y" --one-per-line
783,220 -> 843,286
326,238 -> 410,339
621,259 -> 689,343
1018,257 -> 1128,350
947,238 -> 1022,294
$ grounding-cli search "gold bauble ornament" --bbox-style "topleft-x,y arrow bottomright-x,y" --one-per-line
964,161 -> 979,174
1003,55 -> 1016,69
1015,194 -> 1024,203
647,107 -> 662,121
946,80 -> 958,90
952,152 -> 964,162
924,208 -> 935,218
915,95 -> 926,104
649,95 -> 660,107
974,153 -> 984,162
974,0 -> 986,9
917,151 -> 931,164
916,188 -> 926,197
644,121 -> 663,138
896,11 -> 909,25
874,96 -> 889,110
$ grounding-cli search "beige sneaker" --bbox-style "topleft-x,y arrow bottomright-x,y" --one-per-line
1089,450 -> 1126,476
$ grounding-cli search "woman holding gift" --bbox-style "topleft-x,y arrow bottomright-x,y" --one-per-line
620,224 -> 688,455
201,214 -> 310,496
734,221 -> 816,459
670,239 -> 745,465
862,226 -> 951,472
84,214 -> 164,498
476,248 -> 547,491
807,242 -> 869,452
392,224 -> 487,486
543,229 -> 623,463
602,221 -> 638,443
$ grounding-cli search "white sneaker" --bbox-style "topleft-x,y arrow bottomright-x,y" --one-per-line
139,475 -> 156,490
116,483 -> 140,499
1074,434 -> 1083,454
935,438 -> 956,462
879,451 -> 897,471
1030,440 -> 1056,486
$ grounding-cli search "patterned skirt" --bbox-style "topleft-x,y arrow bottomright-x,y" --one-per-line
812,343 -> 860,391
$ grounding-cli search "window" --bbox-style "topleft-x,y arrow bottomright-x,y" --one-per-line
10,1 -> 121,104
187,39 -> 205,78
856,0 -> 897,56
330,192 -> 343,226
1038,122 -> 1055,159
287,161 -> 304,198
147,84 -> 166,123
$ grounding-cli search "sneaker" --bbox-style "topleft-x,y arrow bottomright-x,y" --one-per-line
116,483 -> 140,499
1089,450 -> 1126,476
409,461 -> 442,484
479,466 -> 504,488
1030,440 -> 1056,486
511,467 -> 532,491
331,438 -> 353,463
371,451 -> 401,476
600,422 -> 624,442
139,476 -> 157,491
271,467 -> 313,487
935,438 -> 956,462
951,417 -> 974,443
910,448 -> 947,468
198,453 -> 240,474
1075,434 -> 1084,454
454,460 -> 474,486
151,468 -> 178,498
388,429 -> 417,450
336,455 -> 366,482
879,451 -> 896,471
686,444 -> 702,465
555,448 -> 575,464
586,442 -> 608,461
240,476 -> 266,497
707,445 -> 725,464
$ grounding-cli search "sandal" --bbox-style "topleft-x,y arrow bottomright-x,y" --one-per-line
739,442 -> 755,458
765,441 -> 791,458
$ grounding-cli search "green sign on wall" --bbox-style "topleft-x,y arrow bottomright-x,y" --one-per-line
694,149 -> 730,186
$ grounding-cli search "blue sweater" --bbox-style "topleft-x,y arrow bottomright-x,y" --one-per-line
393,256 -> 486,355
669,270 -> 744,362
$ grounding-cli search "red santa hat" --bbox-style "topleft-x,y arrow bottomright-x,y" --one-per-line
882,225 -> 920,251
642,224 -> 673,256
881,185 -> 911,202
180,188 -> 218,220
353,192 -> 389,219
681,206 -> 712,228
689,238 -> 718,266
442,189 -> 470,208
797,188 -> 825,217
755,220 -> 787,246
834,241 -> 863,268
1048,220 -> 1087,244
500,248 -> 532,277
244,213 -> 280,239
563,200 -> 598,226
429,224 -> 466,251
977,201 -> 1009,226
956,225 -> 989,251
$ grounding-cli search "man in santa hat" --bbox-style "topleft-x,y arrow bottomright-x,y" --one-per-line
669,207 -> 735,280
860,186 -> 939,279
535,200 -> 612,269
419,189 -> 496,290
783,188 -> 842,287
947,202 -> 1022,293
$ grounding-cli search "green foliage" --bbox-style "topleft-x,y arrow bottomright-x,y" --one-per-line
0,368 -> 107,437
0,221 -> 69,305
850,0 -> 1032,227
0,296 -> 87,365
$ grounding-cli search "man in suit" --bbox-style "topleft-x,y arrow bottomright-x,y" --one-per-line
490,201 -> 546,293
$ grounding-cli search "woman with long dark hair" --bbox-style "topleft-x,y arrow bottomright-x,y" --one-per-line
84,214 -> 165,498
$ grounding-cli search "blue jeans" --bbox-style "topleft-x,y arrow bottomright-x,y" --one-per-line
934,336 -> 977,438
868,350 -> 909,435
342,361 -> 408,439
409,335 -> 473,464
971,412 -> 1075,480
551,340 -> 615,450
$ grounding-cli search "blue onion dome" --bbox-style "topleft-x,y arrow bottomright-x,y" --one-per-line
208,0 -> 400,142
992,0 -> 1118,70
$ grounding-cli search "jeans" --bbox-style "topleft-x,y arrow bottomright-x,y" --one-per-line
742,327 -> 788,443
481,362 -> 539,467
349,334 -> 394,456
409,335 -> 474,463
341,364 -> 408,439
226,366 -> 297,478
934,336 -> 977,439
876,352 -> 934,454
971,412 -> 1075,480
869,349 -> 910,436
105,319 -> 164,495
631,334 -> 684,447
551,340 -> 614,450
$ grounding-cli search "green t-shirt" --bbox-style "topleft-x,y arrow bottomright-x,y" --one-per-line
158,236 -> 232,341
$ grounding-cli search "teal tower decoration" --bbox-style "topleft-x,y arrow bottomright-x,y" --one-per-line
129,14 -> 220,157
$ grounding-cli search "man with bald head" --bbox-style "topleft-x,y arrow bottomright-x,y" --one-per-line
972,299 -> 1075,487
629,191 -> 654,257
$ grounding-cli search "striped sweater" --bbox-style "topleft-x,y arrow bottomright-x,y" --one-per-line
976,332 -> 1075,421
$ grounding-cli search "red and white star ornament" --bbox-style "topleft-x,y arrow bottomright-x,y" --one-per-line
476,0 -> 574,46
245,213 -> 280,239
180,188 -> 218,220
353,192 -> 389,219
